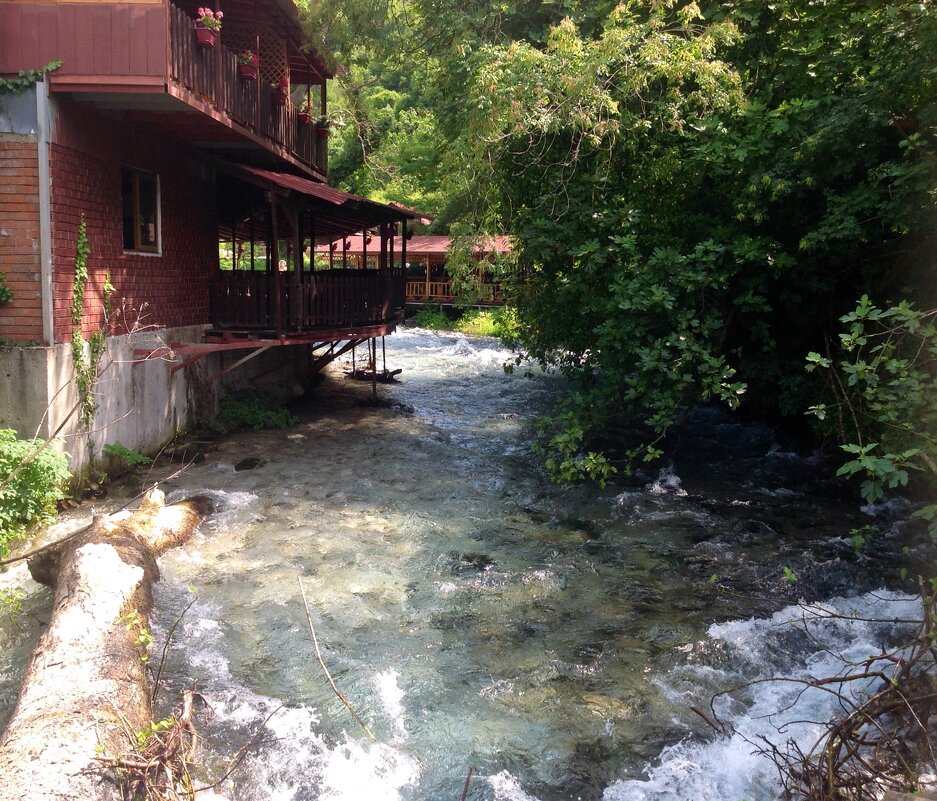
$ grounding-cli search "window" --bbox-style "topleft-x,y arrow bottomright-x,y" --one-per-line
121,168 -> 160,253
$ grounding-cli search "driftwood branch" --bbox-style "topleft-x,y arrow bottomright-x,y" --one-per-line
297,577 -> 377,742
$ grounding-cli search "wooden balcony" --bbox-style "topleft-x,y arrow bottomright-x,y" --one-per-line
211,268 -> 405,333
405,279 -> 504,306
169,4 -> 326,174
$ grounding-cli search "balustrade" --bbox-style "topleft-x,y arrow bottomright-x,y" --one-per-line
211,269 -> 404,332
169,3 -> 326,174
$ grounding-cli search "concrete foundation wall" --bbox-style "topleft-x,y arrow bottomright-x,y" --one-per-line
0,324 -> 215,469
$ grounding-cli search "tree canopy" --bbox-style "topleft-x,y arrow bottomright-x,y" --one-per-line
304,0 -> 937,483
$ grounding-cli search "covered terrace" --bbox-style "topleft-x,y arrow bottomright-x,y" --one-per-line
136,162 -> 416,387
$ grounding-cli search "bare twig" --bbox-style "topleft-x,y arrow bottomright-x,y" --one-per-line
297,576 -> 377,742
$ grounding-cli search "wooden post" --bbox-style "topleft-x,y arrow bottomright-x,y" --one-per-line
379,225 -> 388,271
250,215 -> 255,271
320,81 -> 328,172
213,0 -> 222,105
291,208 -> 303,329
425,256 -> 430,299
269,192 -> 283,333
400,219 -> 407,310
254,11 -> 261,133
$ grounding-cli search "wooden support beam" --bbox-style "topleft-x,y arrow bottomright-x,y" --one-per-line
211,345 -> 272,382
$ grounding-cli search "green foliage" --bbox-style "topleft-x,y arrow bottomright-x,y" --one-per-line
412,308 -> 454,330
411,307 -> 518,339
0,273 -> 12,305
70,217 -> 114,428
120,609 -> 154,662
0,429 -> 70,558
135,716 -> 175,750
806,298 -> 937,528
848,525 -> 877,556
0,586 -> 26,625
463,0 -> 935,480
307,0 -> 936,481
212,392 -> 298,433
0,60 -> 62,95
102,442 -> 152,468
455,309 -> 499,337
444,223 -> 516,308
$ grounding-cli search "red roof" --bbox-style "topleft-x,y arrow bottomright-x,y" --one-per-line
315,234 -> 512,257
236,166 -> 378,207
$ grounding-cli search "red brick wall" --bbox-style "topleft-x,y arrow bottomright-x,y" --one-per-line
50,100 -> 217,343
0,136 -> 43,343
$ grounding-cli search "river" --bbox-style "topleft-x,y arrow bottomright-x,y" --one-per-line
0,327 -> 925,801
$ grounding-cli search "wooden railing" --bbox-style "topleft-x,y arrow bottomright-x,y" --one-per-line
210,269 -> 404,331
169,4 -> 327,174
405,280 -> 504,305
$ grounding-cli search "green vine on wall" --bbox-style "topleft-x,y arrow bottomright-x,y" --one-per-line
0,61 -> 63,95
70,216 -> 114,427
0,273 -> 12,305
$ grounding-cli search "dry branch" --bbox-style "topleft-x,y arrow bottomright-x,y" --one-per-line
713,585 -> 937,801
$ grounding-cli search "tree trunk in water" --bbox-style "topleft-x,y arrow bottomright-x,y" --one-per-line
0,489 -> 211,801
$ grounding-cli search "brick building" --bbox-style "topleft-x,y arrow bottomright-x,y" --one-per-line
0,0 -> 414,468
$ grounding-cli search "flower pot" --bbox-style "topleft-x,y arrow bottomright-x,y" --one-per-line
316,127 -> 329,140
272,89 -> 288,106
195,26 -> 217,48
238,63 -> 258,81
298,112 -> 311,125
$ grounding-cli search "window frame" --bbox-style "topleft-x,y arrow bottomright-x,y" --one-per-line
121,168 -> 162,256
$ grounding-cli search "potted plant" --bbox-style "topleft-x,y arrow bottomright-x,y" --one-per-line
194,7 -> 222,48
315,114 -> 330,140
272,77 -> 289,106
237,50 -> 260,81
297,99 -> 312,125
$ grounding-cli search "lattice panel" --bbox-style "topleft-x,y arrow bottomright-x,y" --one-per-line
223,21 -> 290,87
222,27 -> 255,62
258,25 -> 289,87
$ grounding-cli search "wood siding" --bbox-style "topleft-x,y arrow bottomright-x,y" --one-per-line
0,2 -> 167,78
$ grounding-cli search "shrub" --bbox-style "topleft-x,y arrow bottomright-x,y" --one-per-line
0,430 -> 71,557
102,442 -> 152,468
412,308 -> 453,330
212,392 -> 298,433
455,308 -> 519,340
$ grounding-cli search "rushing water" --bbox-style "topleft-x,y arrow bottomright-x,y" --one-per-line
0,327 -> 928,801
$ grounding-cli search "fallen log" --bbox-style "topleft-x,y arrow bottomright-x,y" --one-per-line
0,489 -> 212,801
